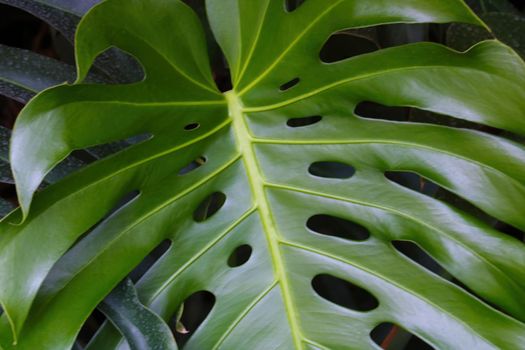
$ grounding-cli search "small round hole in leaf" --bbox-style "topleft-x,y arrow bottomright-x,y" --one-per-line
280,77 -> 300,91
287,116 -> 322,128
227,244 -> 253,267
184,123 -> 200,131
193,192 -> 226,222
178,156 -> 207,175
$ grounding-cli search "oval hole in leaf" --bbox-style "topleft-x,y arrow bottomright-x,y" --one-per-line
193,192 -> 226,222
129,239 -> 172,282
287,116 -> 322,128
280,77 -> 300,91
173,291 -> 216,347
307,214 -> 370,241
178,156 -> 207,176
184,122 -> 200,131
370,322 -> 435,349
312,274 -> 378,311
320,32 -> 378,63
309,161 -> 355,179
227,244 -> 253,267
284,0 -> 306,12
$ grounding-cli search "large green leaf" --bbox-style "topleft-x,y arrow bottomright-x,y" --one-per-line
2,0 -> 525,349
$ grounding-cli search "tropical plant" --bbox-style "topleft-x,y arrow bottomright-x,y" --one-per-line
1,0 -> 525,349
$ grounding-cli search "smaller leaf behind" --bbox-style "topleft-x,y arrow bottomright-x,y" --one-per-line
466,0 -> 520,14
0,0 -> 81,41
0,126 -> 13,185
447,12 -> 525,58
0,199 -> 14,218
0,0 -> 143,83
0,44 -> 77,103
98,279 -> 178,350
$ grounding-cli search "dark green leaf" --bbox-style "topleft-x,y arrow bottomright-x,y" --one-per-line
0,0 -> 100,40
44,156 -> 86,185
0,0 -> 142,83
0,44 -> 76,102
447,12 -> 525,57
0,125 -> 86,185
0,163 -> 13,184
466,0 -> 519,14
0,126 -> 9,161
98,279 -> 177,350
0,127 -> 13,184
0,198 -> 14,218
31,0 -> 102,16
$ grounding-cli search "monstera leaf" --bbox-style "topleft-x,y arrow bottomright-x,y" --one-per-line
1,0 -> 525,349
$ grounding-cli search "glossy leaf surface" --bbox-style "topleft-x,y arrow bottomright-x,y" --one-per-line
1,0 -> 525,349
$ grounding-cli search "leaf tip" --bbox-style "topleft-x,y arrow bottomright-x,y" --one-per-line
0,301 -> 19,347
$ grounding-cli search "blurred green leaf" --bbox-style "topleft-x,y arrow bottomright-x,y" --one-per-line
466,0 -> 519,14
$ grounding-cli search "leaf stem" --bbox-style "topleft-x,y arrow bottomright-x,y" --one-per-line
226,91 -> 304,349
